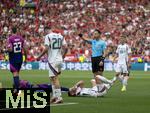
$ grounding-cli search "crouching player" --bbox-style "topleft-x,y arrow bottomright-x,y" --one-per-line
68,76 -> 113,97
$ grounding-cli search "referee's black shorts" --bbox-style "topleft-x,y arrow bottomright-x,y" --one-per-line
91,56 -> 104,73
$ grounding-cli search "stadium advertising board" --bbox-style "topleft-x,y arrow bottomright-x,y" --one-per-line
0,61 -> 149,71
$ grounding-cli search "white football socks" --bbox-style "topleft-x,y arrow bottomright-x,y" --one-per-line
54,89 -> 62,99
112,75 -> 123,83
112,76 -> 117,82
122,77 -> 128,86
52,86 -> 62,99
52,85 -> 56,97
118,75 -> 124,83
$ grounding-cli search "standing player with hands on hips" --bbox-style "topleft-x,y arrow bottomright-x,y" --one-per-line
79,29 -> 113,92
36,26 -> 68,104
6,27 -> 27,95
112,36 -> 132,92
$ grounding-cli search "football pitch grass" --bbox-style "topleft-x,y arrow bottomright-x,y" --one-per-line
0,70 -> 150,113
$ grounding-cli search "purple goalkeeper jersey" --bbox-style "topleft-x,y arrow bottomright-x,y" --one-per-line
7,35 -> 25,63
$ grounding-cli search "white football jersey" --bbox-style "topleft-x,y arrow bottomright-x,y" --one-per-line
76,84 -> 107,97
116,43 -> 131,64
79,88 -> 93,96
44,32 -> 67,63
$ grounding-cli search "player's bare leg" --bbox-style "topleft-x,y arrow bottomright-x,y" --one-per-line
93,71 -> 111,85
68,80 -> 84,96
95,76 -> 110,91
50,76 -> 63,104
93,78 -> 110,96
91,79 -> 97,87
73,80 -> 84,88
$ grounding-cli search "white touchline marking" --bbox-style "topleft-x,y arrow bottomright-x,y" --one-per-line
50,102 -> 78,107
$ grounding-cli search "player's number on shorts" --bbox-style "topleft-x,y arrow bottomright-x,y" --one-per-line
13,42 -> 22,53
52,38 -> 62,49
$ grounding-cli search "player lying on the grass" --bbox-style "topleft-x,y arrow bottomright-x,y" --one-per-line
68,76 -> 112,97
19,80 -> 69,92
18,74 -> 113,97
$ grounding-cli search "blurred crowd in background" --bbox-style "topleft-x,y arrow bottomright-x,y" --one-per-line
0,0 -> 149,63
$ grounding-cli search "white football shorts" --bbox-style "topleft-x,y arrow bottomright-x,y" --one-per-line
47,61 -> 62,77
115,63 -> 128,73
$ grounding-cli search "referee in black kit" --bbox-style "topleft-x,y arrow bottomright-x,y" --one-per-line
79,29 -> 113,86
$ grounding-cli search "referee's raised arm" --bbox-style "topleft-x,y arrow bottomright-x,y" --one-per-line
78,33 -> 92,44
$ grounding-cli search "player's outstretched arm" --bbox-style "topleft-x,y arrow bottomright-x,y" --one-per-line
78,34 -> 92,43
73,80 -> 84,88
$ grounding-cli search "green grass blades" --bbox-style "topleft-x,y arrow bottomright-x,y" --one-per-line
0,70 -> 150,113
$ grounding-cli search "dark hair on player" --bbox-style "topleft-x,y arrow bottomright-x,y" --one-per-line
12,27 -> 17,34
68,91 -> 76,97
94,29 -> 101,34
68,91 -> 72,96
